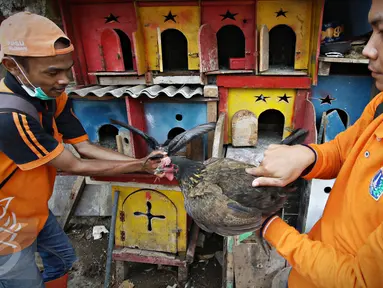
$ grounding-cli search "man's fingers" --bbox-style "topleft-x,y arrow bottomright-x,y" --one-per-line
252,177 -> 286,187
245,166 -> 267,176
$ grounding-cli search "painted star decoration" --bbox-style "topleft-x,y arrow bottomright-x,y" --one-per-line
278,94 -> 291,103
275,8 -> 288,18
220,10 -> 238,21
164,11 -> 177,23
255,94 -> 270,103
320,95 -> 335,105
104,13 -> 120,24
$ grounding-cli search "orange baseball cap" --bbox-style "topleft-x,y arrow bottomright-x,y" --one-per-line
0,11 -> 74,61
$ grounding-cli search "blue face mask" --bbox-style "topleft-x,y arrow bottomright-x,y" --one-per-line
7,57 -> 55,101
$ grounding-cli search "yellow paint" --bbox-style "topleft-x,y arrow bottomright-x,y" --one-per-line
112,186 -> 187,254
227,88 -> 296,141
257,0 -> 312,70
138,6 -> 200,70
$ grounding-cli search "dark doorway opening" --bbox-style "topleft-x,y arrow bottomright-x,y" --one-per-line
217,25 -> 245,70
326,108 -> 349,127
269,25 -> 296,69
114,29 -> 134,71
167,127 -> 186,141
161,29 -> 188,71
258,109 -> 285,139
99,124 -> 119,150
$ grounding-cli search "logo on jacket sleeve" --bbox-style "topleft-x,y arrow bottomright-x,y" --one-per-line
369,169 -> 383,201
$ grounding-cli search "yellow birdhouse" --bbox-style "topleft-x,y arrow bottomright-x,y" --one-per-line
113,184 -> 187,254
137,4 -> 200,72
257,0 -> 313,75
228,88 -> 296,145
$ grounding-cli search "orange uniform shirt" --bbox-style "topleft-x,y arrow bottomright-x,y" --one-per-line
0,74 -> 88,255
263,92 -> 383,288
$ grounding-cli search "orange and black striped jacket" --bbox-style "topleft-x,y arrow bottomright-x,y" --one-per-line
0,72 -> 88,255
263,92 -> 383,288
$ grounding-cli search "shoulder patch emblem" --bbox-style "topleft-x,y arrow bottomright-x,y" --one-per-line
369,169 -> 383,201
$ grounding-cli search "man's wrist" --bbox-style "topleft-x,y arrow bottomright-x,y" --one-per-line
260,213 -> 279,238
300,144 -> 317,176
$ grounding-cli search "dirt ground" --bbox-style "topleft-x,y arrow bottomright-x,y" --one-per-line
65,217 -> 223,288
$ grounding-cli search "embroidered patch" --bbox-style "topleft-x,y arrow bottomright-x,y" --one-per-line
369,169 -> 383,201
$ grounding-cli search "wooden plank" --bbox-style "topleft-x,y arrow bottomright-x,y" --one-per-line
59,176 -> 86,231
212,112 -> 226,158
319,56 -> 369,64
125,96 -> 147,158
198,23 -> 219,73
231,110 -> 258,147
101,28 -> 125,71
186,222 -> 200,263
157,27 -> 163,72
259,24 -> 269,72
117,131 -> 133,157
216,76 -> 312,89
186,137 -> 204,161
153,76 -> 201,85
207,102 -> 218,158
99,76 -> 146,86
218,88 -> 229,144
324,110 -> 346,142
133,14 -> 147,75
113,249 -> 187,267
318,61 -> 331,76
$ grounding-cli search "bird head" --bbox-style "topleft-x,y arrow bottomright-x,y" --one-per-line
155,156 -> 204,182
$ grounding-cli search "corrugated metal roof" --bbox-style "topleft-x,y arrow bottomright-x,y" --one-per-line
66,84 -> 203,99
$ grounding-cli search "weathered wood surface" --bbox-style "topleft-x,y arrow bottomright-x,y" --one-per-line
259,25 -> 269,72
212,112 -> 226,158
231,110 -> 258,147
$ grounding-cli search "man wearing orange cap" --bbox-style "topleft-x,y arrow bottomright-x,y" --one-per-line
0,12 -> 167,287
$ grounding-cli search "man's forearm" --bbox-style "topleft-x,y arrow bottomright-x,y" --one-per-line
73,140 -> 136,161
72,158 -> 144,176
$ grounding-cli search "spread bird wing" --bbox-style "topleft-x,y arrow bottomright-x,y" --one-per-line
110,118 -> 160,150
166,122 -> 216,155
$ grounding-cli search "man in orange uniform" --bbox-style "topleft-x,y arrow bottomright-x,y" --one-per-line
246,1 -> 383,287
0,12 -> 166,288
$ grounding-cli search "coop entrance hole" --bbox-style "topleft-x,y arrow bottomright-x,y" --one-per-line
167,127 -> 186,141
114,29 -> 134,71
99,124 -> 118,149
217,25 -> 245,70
258,109 -> 285,140
161,29 -> 188,71
269,25 -> 296,69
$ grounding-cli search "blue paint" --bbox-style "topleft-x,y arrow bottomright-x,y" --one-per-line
72,99 -> 128,143
324,110 -> 346,142
144,102 -> 208,155
311,76 -> 373,127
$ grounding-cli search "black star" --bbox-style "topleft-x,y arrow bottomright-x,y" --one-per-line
320,95 -> 335,105
278,94 -> 292,103
164,11 -> 177,23
275,8 -> 288,18
255,94 -> 270,103
104,13 -> 120,24
243,19 -> 248,24
220,10 -> 238,21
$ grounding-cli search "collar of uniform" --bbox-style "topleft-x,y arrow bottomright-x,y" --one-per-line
4,72 -> 45,113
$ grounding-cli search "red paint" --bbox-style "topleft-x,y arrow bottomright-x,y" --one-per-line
202,1 -> 255,6
198,24 -> 218,73
293,90 -> 317,144
101,29 -> 125,71
59,0 -> 88,85
64,1 -> 138,79
125,96 -> 148,159
91,173 -> 179,186
216,76 -> 312,89
137,1 -> 199,7
146,191 -> 152,201
229,58 -> 246,70
201,2 -> 255,70
313,1 -> 325,85
218,87 -> 229,144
